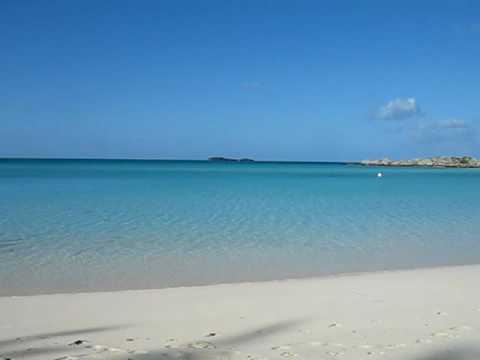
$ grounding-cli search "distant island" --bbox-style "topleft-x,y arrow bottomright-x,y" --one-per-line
360,156 -> 480,168
208,157 -> 255,162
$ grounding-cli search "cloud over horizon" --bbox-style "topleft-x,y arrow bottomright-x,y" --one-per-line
375,98 -> 420,121
370,96 -> 478,155
413,119 -> 476,144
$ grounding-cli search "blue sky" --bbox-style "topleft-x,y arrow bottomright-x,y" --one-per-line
1,0 -> 479,161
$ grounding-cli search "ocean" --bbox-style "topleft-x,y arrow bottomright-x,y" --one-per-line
1,159 -> 480,295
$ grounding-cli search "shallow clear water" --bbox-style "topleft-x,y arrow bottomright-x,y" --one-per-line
1,159 -> 480,295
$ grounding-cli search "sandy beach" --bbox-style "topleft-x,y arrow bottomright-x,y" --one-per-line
1,265 -> 480,360
3,2 -> 480,359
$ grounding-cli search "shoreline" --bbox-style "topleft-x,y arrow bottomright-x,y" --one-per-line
2,261 -> 480,298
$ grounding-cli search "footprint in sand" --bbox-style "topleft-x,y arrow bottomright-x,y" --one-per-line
165,338 -> 179,349
431,331 -> 450,338
325,350 -> 345,357
98,346 -> 112,352
107,347 -> 126,353
85,344 -> 108,353
431,327 -> 471,339
385,343 -> 407,350
246,354 -> 268,360
86,344 -> 128,354
272,345 -> 292,350
188,341 -> 216,350
69,340 -> 88,346
366,350 -> 386,356
450,325 -> 473,332
416,338 -> 433,344
128,349 -> 149,355
280,351 -> 298,357
328,323 -> 342,328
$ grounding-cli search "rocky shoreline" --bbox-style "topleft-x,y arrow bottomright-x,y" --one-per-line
360,156 -> 480,168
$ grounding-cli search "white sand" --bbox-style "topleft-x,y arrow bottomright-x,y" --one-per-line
1,265 -> 480,360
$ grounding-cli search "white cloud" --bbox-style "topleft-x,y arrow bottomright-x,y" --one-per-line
414,119 -> 475,143
376,98 -> 420,121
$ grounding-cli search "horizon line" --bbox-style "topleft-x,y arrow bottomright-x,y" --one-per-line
0,156 -> 359,164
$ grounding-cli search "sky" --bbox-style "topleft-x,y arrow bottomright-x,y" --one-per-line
1,0 -> 479,161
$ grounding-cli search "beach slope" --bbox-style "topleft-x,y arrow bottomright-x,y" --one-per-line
1,265 -> 480,360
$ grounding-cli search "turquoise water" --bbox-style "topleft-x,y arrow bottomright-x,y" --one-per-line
1,159 -> 480,295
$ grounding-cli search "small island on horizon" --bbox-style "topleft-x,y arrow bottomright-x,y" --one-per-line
208,156 -> 255,162
361,156 -> 480,168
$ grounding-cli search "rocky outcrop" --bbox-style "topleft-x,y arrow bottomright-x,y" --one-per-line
360,156 -> 480,168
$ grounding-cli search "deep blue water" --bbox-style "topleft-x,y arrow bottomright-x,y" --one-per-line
1,159 -> 480,295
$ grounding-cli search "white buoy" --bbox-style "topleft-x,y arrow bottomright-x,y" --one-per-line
377,172 -> 383,178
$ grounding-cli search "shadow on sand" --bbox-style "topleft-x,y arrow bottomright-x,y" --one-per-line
0,320 -> 303,359
409,345 -> 480,360
135,319 -> 306,360
0,325 -> 127,359
4,320 -> 479,360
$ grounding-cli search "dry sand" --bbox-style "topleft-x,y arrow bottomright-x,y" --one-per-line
1,265 -> 480,360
